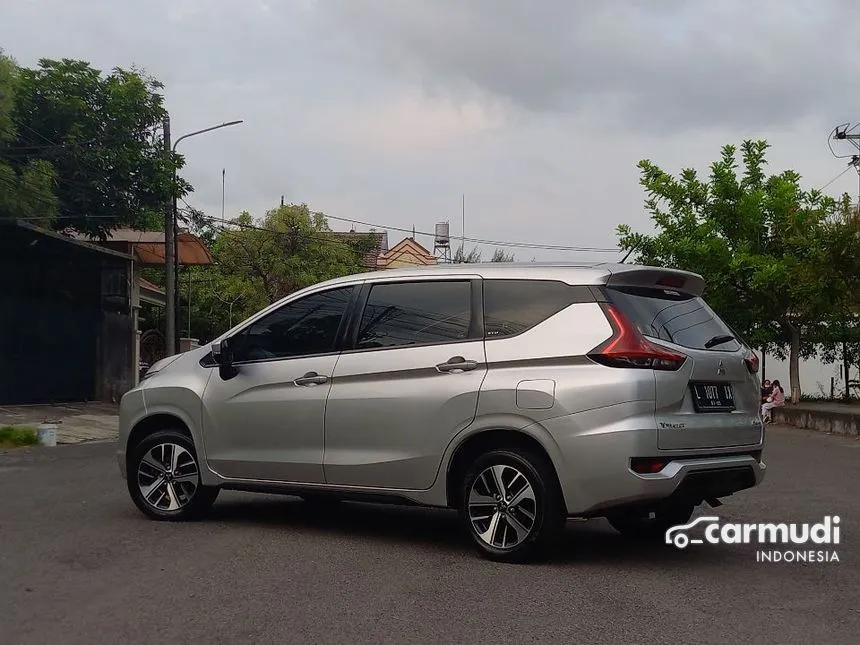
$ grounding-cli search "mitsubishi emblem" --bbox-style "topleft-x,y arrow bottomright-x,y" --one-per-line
716,360 -> 726,375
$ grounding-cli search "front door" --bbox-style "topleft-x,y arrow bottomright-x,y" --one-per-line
324,278 -> 487,490
201,285 -> 356,483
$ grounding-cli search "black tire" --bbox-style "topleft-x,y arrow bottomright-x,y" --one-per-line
607,502 -> 695,541
127,429 -> 219,521
459,449 -> 565,563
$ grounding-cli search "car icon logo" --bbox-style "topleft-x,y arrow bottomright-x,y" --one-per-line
665,516 -> 720,549
716,360 -> 725,375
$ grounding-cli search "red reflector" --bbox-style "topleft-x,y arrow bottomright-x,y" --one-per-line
745,351 -> 760,374
588,304 -> 687,371
631,458 -> 668,474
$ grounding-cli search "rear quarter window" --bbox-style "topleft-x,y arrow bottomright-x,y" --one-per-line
483,279 -> 589,338
606,286 -> 741,352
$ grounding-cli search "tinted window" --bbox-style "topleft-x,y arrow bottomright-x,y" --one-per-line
232,286 -> 354,361
483,279 -> 578,338
607,286 -> 740,352
356,281 -> 472,349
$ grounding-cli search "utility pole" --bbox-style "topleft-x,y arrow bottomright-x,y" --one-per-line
169,119 -> 243,354
829,124 -> 860,401
461,193 -> 466,248
173,188 -> 181,355
163,115 -> 177,356
222,169 -> 226,224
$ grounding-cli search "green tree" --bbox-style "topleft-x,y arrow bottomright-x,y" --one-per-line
812,196 -> 860,399
0,52 -> 58,225
617,140 -> 844,403
453,244 -> 482,263
490,248 -> 516,262
216,204 -> 375,304
143,203 -> 378,343
453,244 -> 516,263
4,57 -> 182,238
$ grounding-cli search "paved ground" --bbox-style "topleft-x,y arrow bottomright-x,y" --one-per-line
0,402 -> 118,444
1,426 -> 858,645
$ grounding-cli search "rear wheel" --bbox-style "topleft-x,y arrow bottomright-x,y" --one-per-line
459,449 -> 565,563
128,429 -> 219,521
607,502 -> 695,541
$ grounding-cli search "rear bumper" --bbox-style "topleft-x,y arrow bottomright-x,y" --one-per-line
617,454 -> 764,510
576,453 -> 765,517
538,405 -> 766,516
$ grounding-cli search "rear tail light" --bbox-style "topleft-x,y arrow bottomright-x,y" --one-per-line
744,350 -> 759,374
588,304 -> 687,371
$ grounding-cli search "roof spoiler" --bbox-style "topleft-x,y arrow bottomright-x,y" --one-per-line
603,266 -> 706,297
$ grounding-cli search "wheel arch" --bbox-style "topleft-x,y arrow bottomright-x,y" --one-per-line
444,426 -> 567,511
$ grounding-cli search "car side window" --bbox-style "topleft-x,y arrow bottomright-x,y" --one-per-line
355,280 -> 472,349
231,286 -> 354,362
483,279 -> 578,338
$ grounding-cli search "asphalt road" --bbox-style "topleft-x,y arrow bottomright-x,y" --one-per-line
1,427 -> 858,645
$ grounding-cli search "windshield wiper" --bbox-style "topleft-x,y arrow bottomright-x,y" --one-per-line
704,334 -> 735,349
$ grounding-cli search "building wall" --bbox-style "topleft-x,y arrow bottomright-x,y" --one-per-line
97,311 -> 134,402
0,225 -> 134,404
762,351 -> 846,398
386,251 -> 429,268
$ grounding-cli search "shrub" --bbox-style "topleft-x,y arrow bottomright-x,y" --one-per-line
0,425 -> 39,448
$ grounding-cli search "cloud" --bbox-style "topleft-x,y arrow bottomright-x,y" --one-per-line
310,0 -> 860,133
2,0 -> 860,265
316,93 -> 508,155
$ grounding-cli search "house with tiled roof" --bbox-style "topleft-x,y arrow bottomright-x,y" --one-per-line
330,230 -> 389,269
330,230 -> 437,270
375,237 -> 437,269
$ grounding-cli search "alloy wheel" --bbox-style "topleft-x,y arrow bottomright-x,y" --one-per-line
468,464 -> 537,550
136,442 -> 199,512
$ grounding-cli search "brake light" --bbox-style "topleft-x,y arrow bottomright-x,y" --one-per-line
656,274 -> 686,289
588,304 -> 687,371
744,350 -> 759,374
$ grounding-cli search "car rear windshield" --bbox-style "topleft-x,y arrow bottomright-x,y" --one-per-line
606,286 -> 741,352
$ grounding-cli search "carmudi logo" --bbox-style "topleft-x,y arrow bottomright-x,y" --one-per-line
665,515 -> 841,563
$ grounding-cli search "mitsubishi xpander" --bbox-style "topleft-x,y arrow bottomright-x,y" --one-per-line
118,263 -> 766,562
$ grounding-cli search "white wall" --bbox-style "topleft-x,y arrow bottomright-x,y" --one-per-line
762,350 -> 846,397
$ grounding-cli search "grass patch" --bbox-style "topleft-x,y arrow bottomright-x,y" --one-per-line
0,425 -> 40,449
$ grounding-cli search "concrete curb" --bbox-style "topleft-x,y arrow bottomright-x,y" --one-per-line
773,406 -> 860,437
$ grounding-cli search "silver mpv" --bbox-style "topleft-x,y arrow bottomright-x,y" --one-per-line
118,263 -> 766,562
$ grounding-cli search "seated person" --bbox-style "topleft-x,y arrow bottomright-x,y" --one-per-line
761,380 -> 785,423
760,379 -> 773,403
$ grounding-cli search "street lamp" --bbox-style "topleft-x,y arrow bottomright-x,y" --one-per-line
165,119 -> 243,355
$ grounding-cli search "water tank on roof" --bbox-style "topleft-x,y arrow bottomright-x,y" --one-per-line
434,222 -> 450,247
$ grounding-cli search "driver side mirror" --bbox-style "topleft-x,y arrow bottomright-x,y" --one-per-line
211,339 -> 238,380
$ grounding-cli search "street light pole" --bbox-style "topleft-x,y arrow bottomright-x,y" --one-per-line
162,116 -> 175,356
165,119 -> 243,355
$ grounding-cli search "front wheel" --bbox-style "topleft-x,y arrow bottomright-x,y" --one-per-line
460,449 -> 565,563
127,429 -> 219,521
606,502 -> 695,541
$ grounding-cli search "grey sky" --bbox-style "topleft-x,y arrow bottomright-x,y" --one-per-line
3,0 -> 860,261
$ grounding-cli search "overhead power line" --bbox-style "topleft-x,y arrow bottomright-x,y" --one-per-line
318,212 -> 619,253
817,166 -> 854,192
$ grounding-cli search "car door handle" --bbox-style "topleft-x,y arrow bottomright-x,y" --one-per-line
436,357 -> 479,373
294,372 -> 329,386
